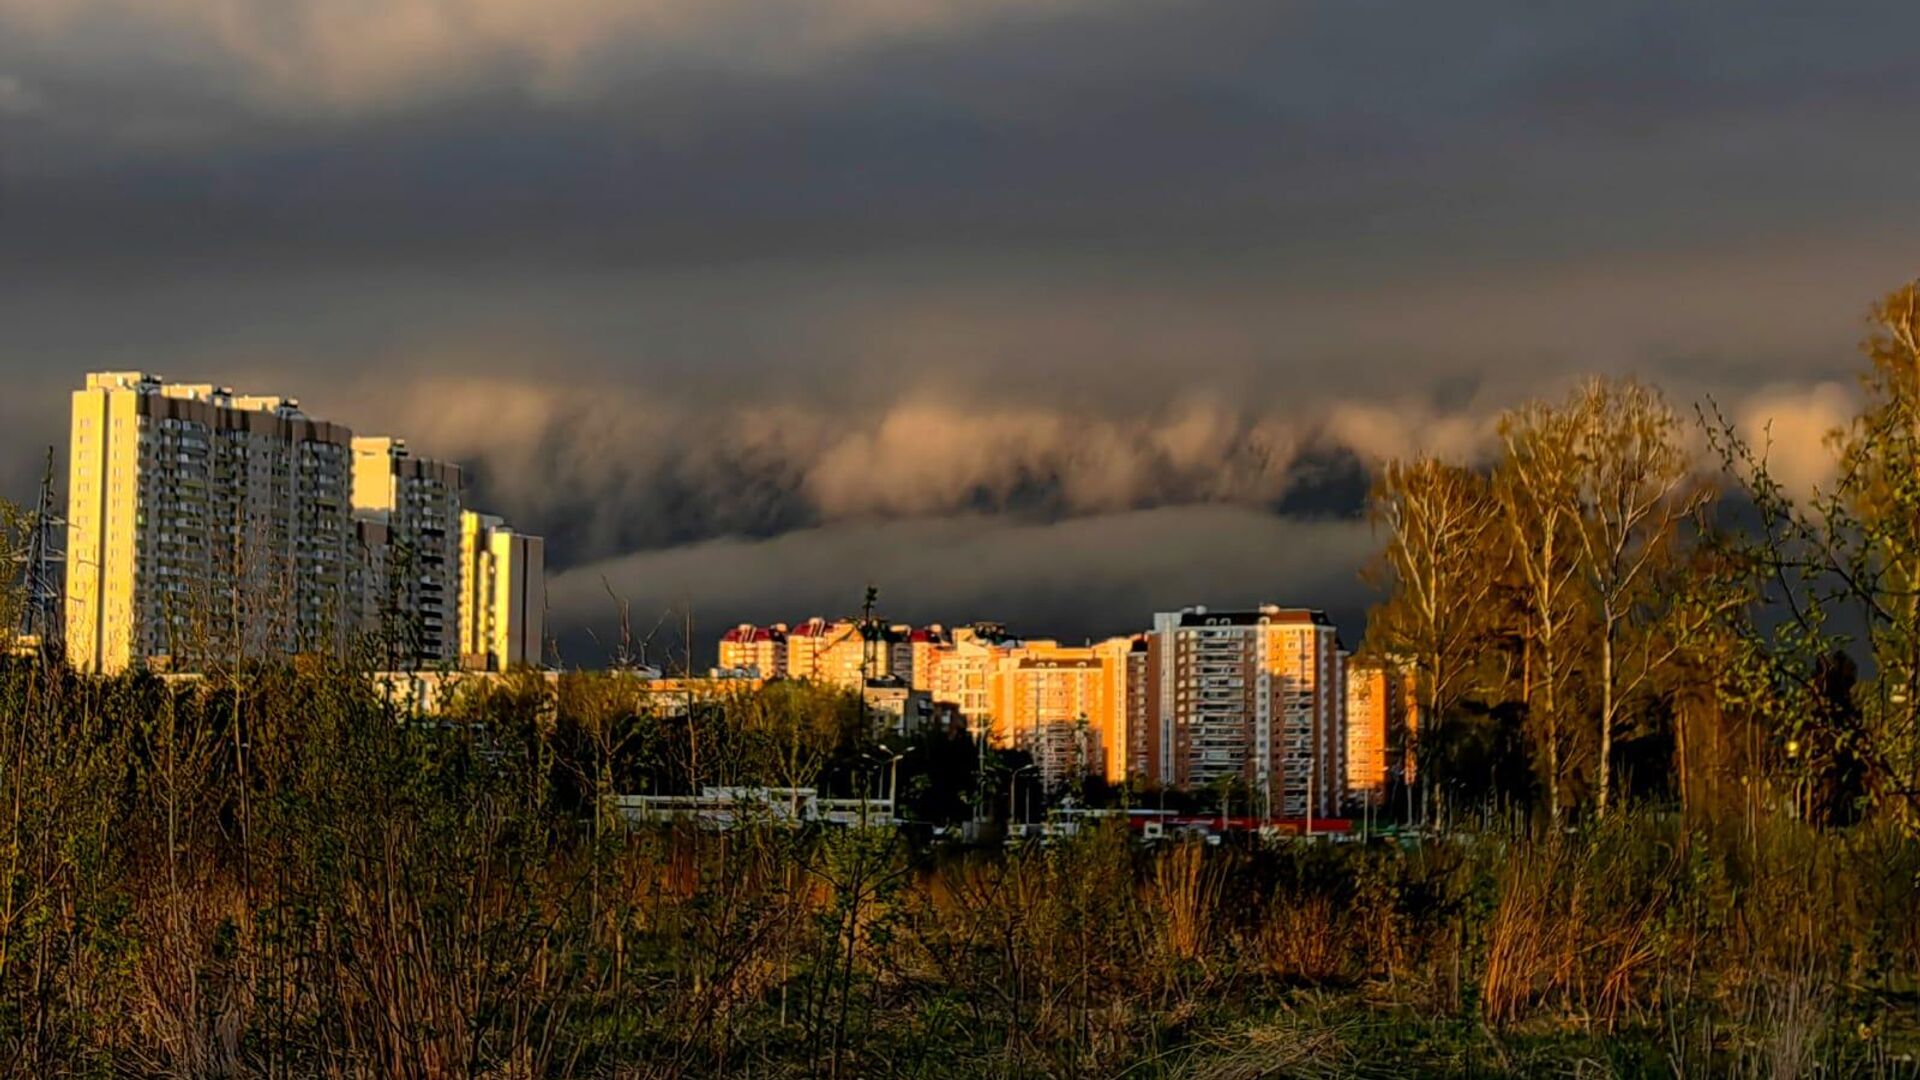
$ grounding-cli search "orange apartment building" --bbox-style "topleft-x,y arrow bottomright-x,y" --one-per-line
1344,656 -> 1418,805
988,639 -> 1138,789
742,617 -> 912,691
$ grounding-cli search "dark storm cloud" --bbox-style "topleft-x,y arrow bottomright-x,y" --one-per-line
548,509 -> 1381,667
1,0 -> 1914,648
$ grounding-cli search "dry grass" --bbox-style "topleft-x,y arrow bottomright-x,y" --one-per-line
1150,840 -> 1222,965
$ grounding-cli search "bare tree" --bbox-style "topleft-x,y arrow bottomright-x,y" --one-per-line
1566,378 -> 1706,817
1369,457 -> 1499,818
1495,400 -> 1586,824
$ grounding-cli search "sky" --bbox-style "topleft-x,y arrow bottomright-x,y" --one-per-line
4,0 -> 1917,665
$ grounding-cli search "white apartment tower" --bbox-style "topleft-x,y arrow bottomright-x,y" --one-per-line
1147,606 -> 1347,818
65,372 -> 355,674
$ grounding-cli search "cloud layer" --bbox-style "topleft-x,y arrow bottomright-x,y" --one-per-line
549,509 -> 1379,666
0,0 -> 1090,112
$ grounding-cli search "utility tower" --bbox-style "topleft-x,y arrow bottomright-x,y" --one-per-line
16,447 -> 65,648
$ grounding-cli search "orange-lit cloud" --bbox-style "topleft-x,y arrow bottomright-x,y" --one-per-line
1730,381 -> 1856,497
0,0 -> 1094,112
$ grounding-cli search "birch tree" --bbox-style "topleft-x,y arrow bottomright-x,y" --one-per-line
1369,457 -> 1498,817
1494,400 -> 1585,824
1568,378 -> 1705,817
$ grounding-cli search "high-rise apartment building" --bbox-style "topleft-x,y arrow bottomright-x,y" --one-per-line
776,618 -> 909,690
458,510 -> 546,671
1146,606 -> 1347,817
989,638 -> 1142,789
928,624 -> 1020,743
65,374 -> 542,678
718,622 -> 788,677
992,643 -> 1099,789
1118,636 -> 1153,783
907,625 -> 950,692
351,437 -> 463,665
1092,634 -> 1147,784
66,373 -> 355,674
1345,656 -> 1417,805
784,618 -> 832,681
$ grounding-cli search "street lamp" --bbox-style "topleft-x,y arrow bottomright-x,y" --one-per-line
863,745 -> 912,826
1009,762 -> 1037,836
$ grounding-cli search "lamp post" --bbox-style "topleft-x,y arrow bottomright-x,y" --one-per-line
1009,762 -> 1037,836
864,746 -> 911,826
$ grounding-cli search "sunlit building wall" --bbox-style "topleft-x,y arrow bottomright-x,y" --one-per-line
1147,606 -> 1347,817
1346,655 -> 1419,801
779,618 -> 907,690
907,625 -> 950,692
351,436 -> 463,666
928,625 -> 1021,744
458,510 -> 546,671
717,623 -> 788,677
1092,634 -> 1148,784
65,372 -> 354,674
989,642 -> 1112,789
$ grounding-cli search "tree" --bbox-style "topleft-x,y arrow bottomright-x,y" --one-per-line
1708,283 -> 1920,833
1566,378 -> 1709,817
1494,399 -> 1586,824
1368,457 -> 1498,820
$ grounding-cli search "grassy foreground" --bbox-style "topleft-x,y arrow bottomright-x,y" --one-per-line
0,661 -> 1916,1077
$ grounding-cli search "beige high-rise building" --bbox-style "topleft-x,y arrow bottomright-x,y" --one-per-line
784,618 -> 832,681
781,618 -> 906,691
1147,606 -> 1347,818
717,623 -> 787,677
65,373 -> 355,675
1091,635 -> 1146,784
927,624 -> 1021,742
458,510 -> 546,671
351,436 -> 463,665
907,625 -> 950,692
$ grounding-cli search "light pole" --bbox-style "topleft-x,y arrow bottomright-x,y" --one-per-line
864,746 -> 910,826
1009,762 -> 1037,836
1306,716 -> 1317,840
885,746 -> 911,824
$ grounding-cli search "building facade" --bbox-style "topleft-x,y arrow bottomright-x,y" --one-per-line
927,625 -> 1021,744
990,643 -> 1113,790
458,510 -> 546,671
907,625 -> 950,693
717,623 -> 788,678
1147,606 -> 1347,817
1091,634 -> 1147,784
351,436 -> 464,665
66,373 -> 542,677
781,618 -> 907,691
1345,656 -> 1417,805
66,373 -> 355,674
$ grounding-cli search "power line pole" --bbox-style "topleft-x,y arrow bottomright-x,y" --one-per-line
17,446 -> 64,648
